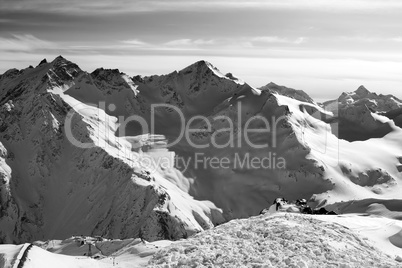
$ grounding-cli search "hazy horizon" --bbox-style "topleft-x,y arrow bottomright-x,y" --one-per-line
1,0 -> 402,101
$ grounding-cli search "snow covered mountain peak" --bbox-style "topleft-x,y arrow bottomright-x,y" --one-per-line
182,60 -> 218,74
333,85 -> 402,112
259,82 -> 315,104
46,57 -> 82,91
88,67 -> 137,94
50,55 -> 80,71
0,56 -> 83,98
355,85 -> 371,97
178,60 -> 245,85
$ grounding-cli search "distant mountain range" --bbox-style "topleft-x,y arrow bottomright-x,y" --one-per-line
1,56 -> 402,247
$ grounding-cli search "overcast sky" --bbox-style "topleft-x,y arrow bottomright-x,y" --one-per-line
1,0 -> 402,101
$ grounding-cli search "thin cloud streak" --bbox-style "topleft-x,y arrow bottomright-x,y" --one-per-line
118,37 -> 308,51
252,36 -> 308,44
164,39 -> 216,46
390,37 -> 402,42
1,34 -> 401,63
1,0 -> 402,14
0,34 -> 56,52
120,39 -> 149,46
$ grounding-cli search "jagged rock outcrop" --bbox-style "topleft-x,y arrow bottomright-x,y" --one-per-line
259,82 -> 315,104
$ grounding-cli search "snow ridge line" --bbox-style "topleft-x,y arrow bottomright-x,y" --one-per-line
12,243 -> 32,268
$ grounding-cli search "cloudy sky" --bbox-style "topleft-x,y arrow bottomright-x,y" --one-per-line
1,0 -> 402,101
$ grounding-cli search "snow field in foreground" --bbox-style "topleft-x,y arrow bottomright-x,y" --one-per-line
148,213 -> 401,268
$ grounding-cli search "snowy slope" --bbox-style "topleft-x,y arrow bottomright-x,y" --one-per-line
2,212 -> 401,267
274,94 -> 402,213
0,244 -> 23,267
148,213 -> 401,267
0,237 -> 173,268
315,213 -> 402,261
31,237 -> 172,268
264,203 -> 402,261
380,107 -> 402,129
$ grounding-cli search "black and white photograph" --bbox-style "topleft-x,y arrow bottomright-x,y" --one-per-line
0,0 -> 402,267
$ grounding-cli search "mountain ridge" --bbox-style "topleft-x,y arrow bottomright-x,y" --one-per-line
3,56 -> 401,105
